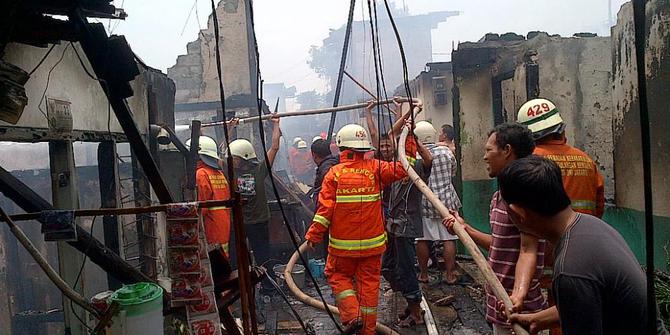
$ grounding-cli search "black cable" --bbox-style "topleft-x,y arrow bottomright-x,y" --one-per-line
631,0 -> 657,332
207,0 -> 233,173
28,44 -> 57,76
326,0 -> 357,143
37,43 -> 71,124
266,271 -> 312,334
70,42 -> 100,82
381,0 -> 415,125
71,215 -> 99,332
245,1 -> 343,332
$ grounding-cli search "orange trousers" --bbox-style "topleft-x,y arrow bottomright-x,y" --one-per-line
325,254 -> 381,335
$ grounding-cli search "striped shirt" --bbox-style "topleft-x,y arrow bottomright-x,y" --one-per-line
486,191 -> 547,326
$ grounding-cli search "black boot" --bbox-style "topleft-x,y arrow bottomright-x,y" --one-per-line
341,319 -> 363,335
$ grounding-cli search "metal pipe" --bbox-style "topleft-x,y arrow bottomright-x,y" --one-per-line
173,98 -> 421,131
6,199 -> 236,222
632,0 -> 657,331
397,125 -> 529,335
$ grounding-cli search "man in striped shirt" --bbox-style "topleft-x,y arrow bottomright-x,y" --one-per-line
446,123 -> 546,334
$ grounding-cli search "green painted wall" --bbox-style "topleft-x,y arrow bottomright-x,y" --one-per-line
459,179 -> 670,271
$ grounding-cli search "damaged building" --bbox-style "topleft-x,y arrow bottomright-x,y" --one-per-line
445,0 -> 670,270
0,0 -> 668,334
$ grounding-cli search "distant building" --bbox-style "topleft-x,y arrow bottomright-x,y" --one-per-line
309,10 -> 459,130
393,62 -> 454,130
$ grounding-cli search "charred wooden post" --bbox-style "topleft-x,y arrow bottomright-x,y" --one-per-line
67,11 -> 174,205
98,141 -> 123,290
48,139 -> 87,335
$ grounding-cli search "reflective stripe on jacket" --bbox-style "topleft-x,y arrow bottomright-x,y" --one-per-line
534,137 -> 605,218
305,135 -> 417,257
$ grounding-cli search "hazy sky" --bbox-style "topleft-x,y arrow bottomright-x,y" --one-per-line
109,0 -> 628,94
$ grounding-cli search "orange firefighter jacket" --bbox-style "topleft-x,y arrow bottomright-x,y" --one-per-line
305,136 -> 417,258
289,147 -> 314,176
195,161 -> 232,253
534,137 -> 605,217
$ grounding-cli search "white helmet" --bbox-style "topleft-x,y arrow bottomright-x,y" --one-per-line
297,140 -> 308,149
414,121 -> 437,144
312,135 -> 323,143
336,124 -> 371,151
185,136 -> 220,169
517,98 -> 565,140
228,139 -> 257,160
292,137 -> 303,146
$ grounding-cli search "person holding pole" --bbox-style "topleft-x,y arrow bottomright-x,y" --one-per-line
444,123 -> 547,335
496,156 -> 668,335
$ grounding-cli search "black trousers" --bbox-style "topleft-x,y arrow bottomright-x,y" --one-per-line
228,221 -> 276,292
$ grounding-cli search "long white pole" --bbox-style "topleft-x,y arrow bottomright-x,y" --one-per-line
398,125 -> 529,335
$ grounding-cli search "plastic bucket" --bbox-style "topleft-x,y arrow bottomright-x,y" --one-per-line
273,264 -> 286,288
274,263 -> 306,289
109,282 -> 164,335
308,259 -> 325,279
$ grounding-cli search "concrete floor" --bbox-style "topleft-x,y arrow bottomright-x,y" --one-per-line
252,261 -> 492,335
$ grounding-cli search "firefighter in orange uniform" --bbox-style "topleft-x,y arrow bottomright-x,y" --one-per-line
517,98 -> 605,218
289,139 -> 315,184
305,122 -> 417,334
517,98 -> 605,335
188,136 -> 232,257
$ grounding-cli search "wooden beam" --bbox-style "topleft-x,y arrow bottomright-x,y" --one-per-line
98,141 -> 122,290
69,15 -> 174,204
0,165 -> 154,285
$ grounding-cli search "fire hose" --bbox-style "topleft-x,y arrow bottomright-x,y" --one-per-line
398,124 -> 530,335
284,242 -> 400,335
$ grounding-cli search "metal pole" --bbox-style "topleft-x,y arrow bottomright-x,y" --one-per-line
326,0 -> 357,142
189,98 -> 416,129
631,1 -> 657,332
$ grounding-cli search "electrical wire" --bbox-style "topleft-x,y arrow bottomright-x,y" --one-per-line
381,0 -> 414,125
71,215 -> 99,333
70,41 -> 113,135
266,271 -> 313,334
28,44 -> 57,76
326,0 -> 357,142
37,43 -> 71,125
245,0 -> 344,332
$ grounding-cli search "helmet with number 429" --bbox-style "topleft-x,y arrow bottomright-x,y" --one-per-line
517,98 -> 565,140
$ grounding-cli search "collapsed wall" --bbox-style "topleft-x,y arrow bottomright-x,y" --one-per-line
450,1 -> 670,269
451,32 -> 614,230
612,0 -> 670,217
